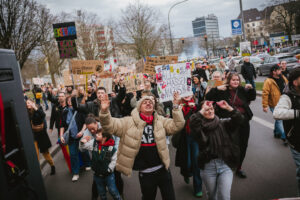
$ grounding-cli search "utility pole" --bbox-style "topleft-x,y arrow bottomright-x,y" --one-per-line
239,0 -> 246,41
168,0 -> 189,55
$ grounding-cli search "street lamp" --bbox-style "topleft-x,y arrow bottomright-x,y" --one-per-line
168,0 -> 189,55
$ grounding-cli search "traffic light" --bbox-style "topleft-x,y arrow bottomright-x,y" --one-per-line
204,35 -> 207,42
181,38 -> 184,44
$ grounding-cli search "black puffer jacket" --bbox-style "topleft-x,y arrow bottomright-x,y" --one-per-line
205,86 -> 256,120
190,110 -> 243,169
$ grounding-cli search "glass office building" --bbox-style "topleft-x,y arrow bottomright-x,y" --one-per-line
192,14 -> 220,39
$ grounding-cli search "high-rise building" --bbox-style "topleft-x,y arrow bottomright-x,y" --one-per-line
192,14 -> 220,39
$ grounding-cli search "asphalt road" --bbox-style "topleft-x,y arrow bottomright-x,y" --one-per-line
42,96 -> 299,200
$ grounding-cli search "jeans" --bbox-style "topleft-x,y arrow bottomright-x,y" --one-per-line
186,134 -> 202,194
201,159 -> 233,200
246,79 -> 256,89
94,173 -> 121,200
80,150 -> 91,167
139,168 -> 175,200
270,107 -> 286,139
69,140 -> 80,175
290,147 -> 300,196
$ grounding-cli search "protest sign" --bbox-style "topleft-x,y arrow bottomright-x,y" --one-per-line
32,78 -> 44,85
71,60 -> 104,74
240,41 -> 251,57
63,70 -> 86,86
122,73 -> 145,92
53,22 -> 77,41
57,40 -> 77,59
207,80 -> 224,88
155,63 -> 193,102
136,56 -> 178,74
97,78 -> 113,94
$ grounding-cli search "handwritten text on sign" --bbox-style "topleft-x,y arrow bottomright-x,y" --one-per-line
155,63 -> 193,102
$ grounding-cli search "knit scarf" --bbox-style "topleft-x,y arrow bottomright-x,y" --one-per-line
98,138 -> 115,151
140,112 -> 154,125
182,99 -> 196,134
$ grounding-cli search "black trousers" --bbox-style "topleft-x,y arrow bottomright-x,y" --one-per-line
138,168 -> 175,200
238,119 -> 250,169
92,170 -> 124,198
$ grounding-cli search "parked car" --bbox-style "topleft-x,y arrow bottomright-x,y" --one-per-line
252,53 -> 270,61
236,56 -> 263,74
291,48 -> 300,56
257,53 -> 300,76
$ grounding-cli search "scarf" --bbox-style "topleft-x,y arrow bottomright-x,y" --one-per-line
182,99 -> 196,134
98,138 -> 115,151
200,115 -> 231,159
140,112 -> 154,125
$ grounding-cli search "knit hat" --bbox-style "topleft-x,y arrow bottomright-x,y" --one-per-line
136,96 -> 155,112
289,67 -> 300,87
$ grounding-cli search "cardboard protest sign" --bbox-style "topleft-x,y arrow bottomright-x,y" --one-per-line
207,80 -> 224,88
53,22 -> 77,41
63,70 -> 86,86
97,78 -> 113,94
155,63 -> 193,102
71,60 -> 104,74
57,40 -> 77,59
122,73 -> 145,92
136,56 -> 178,74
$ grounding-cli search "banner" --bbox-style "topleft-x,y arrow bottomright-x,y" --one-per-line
57,40 -> 77,59
97,78 -> 113,94
71,60 -> 104,74
155,63 -> 193,102
53,22 -> 77,41
144,56 -> 178,74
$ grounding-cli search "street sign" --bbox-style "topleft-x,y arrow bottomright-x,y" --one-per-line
231,19 -> 242,36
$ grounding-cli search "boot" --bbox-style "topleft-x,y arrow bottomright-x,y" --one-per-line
50,165 -> 56,175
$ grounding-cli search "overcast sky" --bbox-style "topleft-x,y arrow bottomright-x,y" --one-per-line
36,0 -> 268,38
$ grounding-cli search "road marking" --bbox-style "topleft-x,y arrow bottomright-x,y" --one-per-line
252,116 -> 274,130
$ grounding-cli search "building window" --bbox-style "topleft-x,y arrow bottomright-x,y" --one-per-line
253,28 -> 255,32
254,33 -> 256,36
260,22 -> 263,25
248,30 -> 250,33
252,23 -> 255,26
247,24 -> 250,27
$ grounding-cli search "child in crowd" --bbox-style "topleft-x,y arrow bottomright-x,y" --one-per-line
80,129 -> 121,200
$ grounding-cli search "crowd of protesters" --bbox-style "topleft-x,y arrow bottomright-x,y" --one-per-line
24,57 -> 300,200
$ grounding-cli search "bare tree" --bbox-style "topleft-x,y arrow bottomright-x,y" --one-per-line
0,0 -> 52,68
267,0 -> 300,43
75,10 -> 114,60
115,1 -> 168,59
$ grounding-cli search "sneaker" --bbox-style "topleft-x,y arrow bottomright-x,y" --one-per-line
195,191 -> 203,198
236,170 -> 247,178
72,174 -> 79,182
282,139 -> 288,146
274,134 -> 280,139
85,167 -> 91,171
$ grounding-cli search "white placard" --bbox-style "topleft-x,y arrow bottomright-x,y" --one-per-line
155,63 -> 193,103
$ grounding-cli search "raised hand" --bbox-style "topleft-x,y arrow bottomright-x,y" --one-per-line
172,91 -> 181,105
101,94 -> 110,112
245,84 -> 253,89
216,100 -> 233,111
